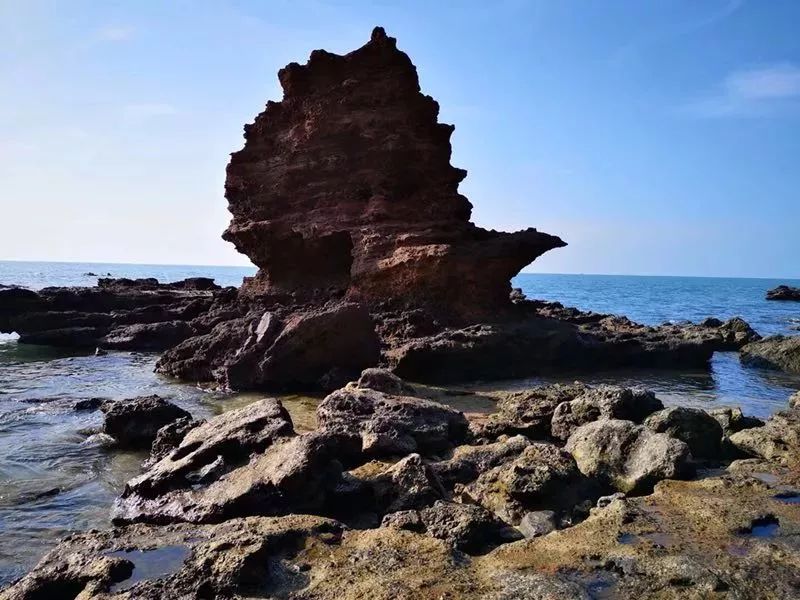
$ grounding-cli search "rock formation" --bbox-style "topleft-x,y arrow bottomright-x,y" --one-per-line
766,285 -> 800,301
5,371 -> 800,599
0,29 -> 765,392
223,26 -> 565,319
740,335 -> 800,374
0,277 -> 222,350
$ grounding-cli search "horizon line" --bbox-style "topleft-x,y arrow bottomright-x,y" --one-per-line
1,258 -> 798,282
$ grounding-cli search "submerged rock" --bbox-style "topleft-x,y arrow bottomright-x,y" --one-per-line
740,335 -> 800,374
100,395 -> 190,449
566,419 -> 694,494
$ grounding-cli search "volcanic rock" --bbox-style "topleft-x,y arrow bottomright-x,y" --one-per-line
550,385 -> 664,441
565,419 -> 694,494
119,398 -> 294,499
740,335 -> 800,374
156,300 -> 381,390
316,383 -> 469,457
456,442 -> 592,525
100,395 -> 190,449
707,406 -> 764,436
766,285 -> 800,301
0,278 -> 219,349
644,406 -> 724,459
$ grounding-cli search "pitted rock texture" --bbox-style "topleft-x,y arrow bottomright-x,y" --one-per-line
222,26 -> 564,319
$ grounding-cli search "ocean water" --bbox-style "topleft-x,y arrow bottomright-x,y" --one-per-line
1,261 -> 799,585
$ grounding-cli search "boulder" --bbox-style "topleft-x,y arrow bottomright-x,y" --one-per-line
728,409 -> 800,460
362,454 -> 447,513
113,431 -> 352,524
565,419 -> 694,494
707,406 -> 764,436
518,510 -> 557,538
644,406 -> 724,459
383,500 -> 521,554
431,435 -> 533,488
766,285 -> 800,301
100,320 -> 195,351
471,383 -> 587,441
100,395 -> 190,449
317,385 -> 469,457
740,335 -> 800,374
457,442 -> 591,524
550,385 -> 663,440
119,398 -> 295,498
156,301 -> 381,390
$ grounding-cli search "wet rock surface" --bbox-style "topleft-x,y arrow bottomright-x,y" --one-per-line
100,395 -> 190,449
4,370 -> 800,599
0,277 -> 219,349
766,285 -> 800,301
741,335 -> 800,374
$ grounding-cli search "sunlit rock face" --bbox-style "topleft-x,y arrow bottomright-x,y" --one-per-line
223,26 -> 565,319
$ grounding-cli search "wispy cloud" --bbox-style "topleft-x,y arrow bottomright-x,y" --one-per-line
682,63 -> 800,118
123,103 -> 178,119
96,25 -> 135,42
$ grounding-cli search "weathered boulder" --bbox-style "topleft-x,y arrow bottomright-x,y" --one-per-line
360,454 -> 447,513
317,385 -> 469,457
113,431 -> 352,524
118,398 -> 294,498
740,335 -> 800,374
728,408 -> 800,460
766,285 -> 800,301
565,419 -> 693,494
431,435 -> 533,488
156,301 -> 381,390
644,406 -> 724,459
457,442 -> 592,524
382,500 -> 521,553
707,406 -> 764,436
471,383 -> 587,441
550,385 -> 663,441
100,395 -> 190,449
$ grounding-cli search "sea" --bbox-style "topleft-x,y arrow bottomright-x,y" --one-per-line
1,260 -> 800,585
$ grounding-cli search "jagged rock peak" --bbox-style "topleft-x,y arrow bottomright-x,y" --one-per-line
224,27 -> 565,318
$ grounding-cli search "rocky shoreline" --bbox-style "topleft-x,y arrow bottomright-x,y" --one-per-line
1,26 -> 799,599
3,372 -> 799,599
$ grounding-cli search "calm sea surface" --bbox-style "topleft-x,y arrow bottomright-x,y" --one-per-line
1,261 -> 799,584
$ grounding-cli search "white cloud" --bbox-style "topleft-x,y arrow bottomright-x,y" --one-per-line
96,25 -> 135,42
123,103 -> 178,119
683,63 -> 800,117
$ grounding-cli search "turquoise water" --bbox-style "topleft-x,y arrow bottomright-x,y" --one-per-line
0,261 -> 799,585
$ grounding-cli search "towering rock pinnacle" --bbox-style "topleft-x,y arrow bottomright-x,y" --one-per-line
223,26 -> 565,318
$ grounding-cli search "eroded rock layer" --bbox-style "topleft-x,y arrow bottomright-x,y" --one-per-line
223,27 -> 565,318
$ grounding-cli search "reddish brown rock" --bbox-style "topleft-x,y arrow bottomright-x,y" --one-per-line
223,26 -> 564,319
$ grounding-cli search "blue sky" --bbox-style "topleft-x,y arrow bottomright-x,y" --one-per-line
1,0 -> 798,277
